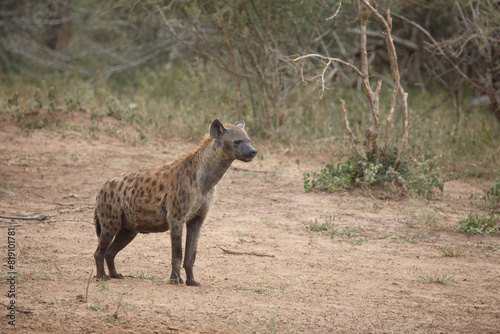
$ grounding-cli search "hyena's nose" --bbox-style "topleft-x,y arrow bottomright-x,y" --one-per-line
250,148 -> 258,156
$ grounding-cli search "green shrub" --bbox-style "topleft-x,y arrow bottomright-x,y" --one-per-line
485,178 -> 500,208
457,212 -> 499,234
303,150 -> 443,199
406,156 -> 444,199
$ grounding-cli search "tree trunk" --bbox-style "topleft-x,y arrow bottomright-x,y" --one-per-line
43,0 -> 71,50
490,95 -> 500,124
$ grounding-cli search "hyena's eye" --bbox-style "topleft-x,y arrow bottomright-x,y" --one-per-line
233,140 -> 242,146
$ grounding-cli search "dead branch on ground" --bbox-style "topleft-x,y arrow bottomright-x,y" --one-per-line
0,214 -> 48,221
0,302 -> 34,315
220,247 -> 275,258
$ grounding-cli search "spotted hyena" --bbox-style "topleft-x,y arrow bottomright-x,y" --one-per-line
93,119 -> 257,286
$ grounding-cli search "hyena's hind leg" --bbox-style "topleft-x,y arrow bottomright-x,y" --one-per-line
94,212 -> 119,280
105,228 -> 137,279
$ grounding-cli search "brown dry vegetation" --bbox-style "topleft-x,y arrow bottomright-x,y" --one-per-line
1,110 -> 499,333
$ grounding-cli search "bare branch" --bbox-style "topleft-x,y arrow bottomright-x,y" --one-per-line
391,11 -> 488,95
317,59 -> 332,99
293,54 -> 363,77
282,67 -> 337,120
326,2 -> 342,21
393,91 -> 409,169
362,1 -> 409,167
346,28 -> 419,52
355,0 -> 380,162
338,98 -> 359,155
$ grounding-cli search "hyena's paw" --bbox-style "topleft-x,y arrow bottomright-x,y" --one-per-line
110,273 -> 124,279
95,274 -> 110,281
186,279 -> 200,287
169,277 -> 184,285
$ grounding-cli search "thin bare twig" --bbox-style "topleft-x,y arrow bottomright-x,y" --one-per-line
293,54 -> 363,77
346,28 -> 418,51
0,214 -> 48,221
220,247 -> 275,258
85,269 -> 93,303
0,302 -> 34,314
338,98 -> 359,155
326,2 -> 343,21
318,59 -> 332,99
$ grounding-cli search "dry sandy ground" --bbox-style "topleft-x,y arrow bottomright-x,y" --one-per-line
1,111 -> 499,333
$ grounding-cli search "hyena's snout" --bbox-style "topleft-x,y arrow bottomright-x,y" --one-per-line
237,142 -> 258,162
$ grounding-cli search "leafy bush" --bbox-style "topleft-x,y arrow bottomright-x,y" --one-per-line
457,212 -> 499,234
485,178 -> 500,208
303,150 -> 443,199
456,177 -> 500,234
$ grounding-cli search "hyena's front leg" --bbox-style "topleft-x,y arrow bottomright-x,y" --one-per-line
184,205 -> 208,286
184,218 -> 204,286
169,221 -> 184,284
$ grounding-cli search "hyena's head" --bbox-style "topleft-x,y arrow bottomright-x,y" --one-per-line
209,118 -> 258,162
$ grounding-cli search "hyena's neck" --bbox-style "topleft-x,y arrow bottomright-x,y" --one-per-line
194,139 -> 234,194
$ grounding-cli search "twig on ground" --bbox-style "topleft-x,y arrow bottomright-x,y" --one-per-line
0,214 -> 48,221
0,302 -> 34,314
220,247 -> 275,258
85,269 -> 93,303
0,223 -> 22,228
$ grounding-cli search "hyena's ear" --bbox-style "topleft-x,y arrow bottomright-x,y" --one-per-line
235,121 -> 245,129
209,118 -> 227,140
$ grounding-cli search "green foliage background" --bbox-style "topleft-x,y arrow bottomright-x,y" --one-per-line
0,0 -> 499,175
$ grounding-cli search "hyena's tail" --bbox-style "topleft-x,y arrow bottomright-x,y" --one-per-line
94,209 -> 101,237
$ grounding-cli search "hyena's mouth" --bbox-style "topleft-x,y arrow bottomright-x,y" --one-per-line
239,155 -> 255,162
237,147 -> 258,162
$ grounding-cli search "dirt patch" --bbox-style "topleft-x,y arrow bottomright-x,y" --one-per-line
1,112 -> 499,333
